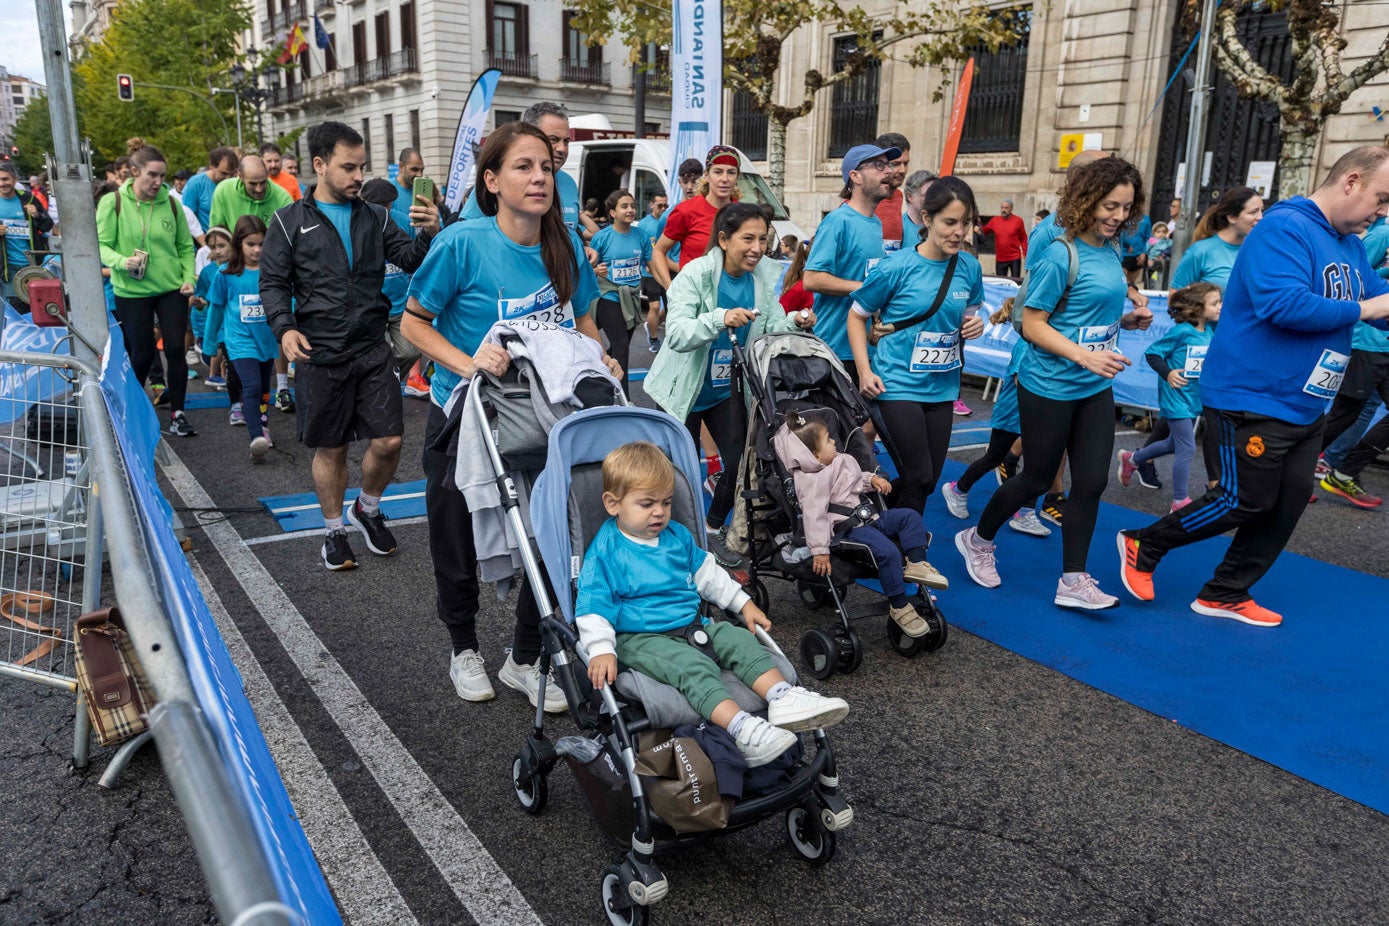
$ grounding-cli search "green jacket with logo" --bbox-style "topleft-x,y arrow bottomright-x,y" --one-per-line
95,180 -> 196,298
208,177 -> 293,232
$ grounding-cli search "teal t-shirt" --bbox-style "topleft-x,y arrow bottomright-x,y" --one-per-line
1351,320 -> 1389,353
1171,235 -> 1241,291
902,214 -> 924,249
850,247 -> 984,402
390,181 -> 416,234
1,194 -> 29,274
1025,213 -> 1062,272
1017,237 -> 1128,401
635,214 -> 667,277
575,519 -> 706,635
205,267 -> 277,361
805,204 -> 885,360
989,339 -> 1029,434
1363,218 -> 1389,276
318,200 -> 354,268
1146,321 -> 1211,419
383,259 -> 410,318
407,216 -> 598,406
591,225 -> 653,296
691,270 -> 756,412
463,170 -> 580,232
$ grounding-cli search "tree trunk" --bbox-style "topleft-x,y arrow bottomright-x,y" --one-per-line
767,116 -> 789,201
1277,123 -> 1317,199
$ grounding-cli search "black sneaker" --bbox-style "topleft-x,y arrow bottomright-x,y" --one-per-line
344,499 -> 398,555
706,525 -> 746,568
1136,459 -> 1163,490
151,385 -> 170,408
275,389 -> 296,413
1039,492 -> 1066,527
321,530 -> 358,570
995,453 -> 1020,486
168,413 -> 197,437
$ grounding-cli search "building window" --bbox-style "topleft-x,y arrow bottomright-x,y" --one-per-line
325,32 -> 337,71
959,9 -> 1031,154
486,1 -> 532,76
352,21 -> 367,67
561,11 -> 604,83
375,12 -> 390,57
828,35 -> 881,159
299,47 -> 311,79
730,90 -> 767,160
361,118 -> 372,172
385,114 -> 395,167
400,2 -> 417,51
494,109 -> 522,127
409,109 -> 420,150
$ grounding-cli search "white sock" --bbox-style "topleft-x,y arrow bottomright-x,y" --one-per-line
727,710 -> 752,737
324,516 -> 344,534
358,493 -> 381,515
277,373 -> 289,391
766,681 -> 792,702
1334,469 -> 1353,482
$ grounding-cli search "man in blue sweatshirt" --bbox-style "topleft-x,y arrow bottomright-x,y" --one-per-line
1118,146 -> 1389,627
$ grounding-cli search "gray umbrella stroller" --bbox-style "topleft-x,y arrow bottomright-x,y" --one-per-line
509,405 -> 853,926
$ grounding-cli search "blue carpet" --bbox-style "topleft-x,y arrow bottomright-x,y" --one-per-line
257,479 -> 427,532
185,392 -> 231,409
883,454 -> 1389,816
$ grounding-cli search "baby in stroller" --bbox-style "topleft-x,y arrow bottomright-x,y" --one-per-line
577,441 -> 850,767
775,411 -> 943,638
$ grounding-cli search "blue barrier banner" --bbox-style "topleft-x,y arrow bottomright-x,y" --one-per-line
97,372 -> 340,923
0,302 -> 71,425
964,279 -> 1171,411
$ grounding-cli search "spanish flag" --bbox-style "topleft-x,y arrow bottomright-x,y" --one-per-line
278,24 -> 309,64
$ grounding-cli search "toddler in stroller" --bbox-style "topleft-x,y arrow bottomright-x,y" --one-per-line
775,411 -> 944,638
578,441 -> 850,767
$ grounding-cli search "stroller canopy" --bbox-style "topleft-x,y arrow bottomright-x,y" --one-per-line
531,407 -> 705,623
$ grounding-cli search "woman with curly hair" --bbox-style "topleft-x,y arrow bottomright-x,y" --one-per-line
955,156 -> 1154,609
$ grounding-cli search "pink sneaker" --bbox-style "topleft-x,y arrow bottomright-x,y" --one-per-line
954,527 -> 1000,588
1170,497 -> 1192,512
1116,450 -> 1137,487
952,398 -> 972,416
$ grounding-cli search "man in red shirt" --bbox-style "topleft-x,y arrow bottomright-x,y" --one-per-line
651,146 -> 740,289
980,198 -> 1027,279
873,132 -> 911,252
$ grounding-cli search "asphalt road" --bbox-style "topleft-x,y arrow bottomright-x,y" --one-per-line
3,343 -> 1388,926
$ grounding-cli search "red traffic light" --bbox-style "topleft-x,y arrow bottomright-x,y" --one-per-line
117,74 -> 134,101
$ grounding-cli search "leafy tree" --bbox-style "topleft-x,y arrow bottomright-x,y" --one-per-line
1209,0 -> 1389,197
72,0 -> 252,171
9,94 -> 59,177
570,0 -> 1028,197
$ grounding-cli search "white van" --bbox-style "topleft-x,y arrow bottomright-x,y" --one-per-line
563,133 -> 805,244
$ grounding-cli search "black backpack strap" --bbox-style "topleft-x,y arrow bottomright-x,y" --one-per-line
872,253 -> 959,337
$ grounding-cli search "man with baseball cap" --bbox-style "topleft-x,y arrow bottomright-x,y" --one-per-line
802,142 -> 899,367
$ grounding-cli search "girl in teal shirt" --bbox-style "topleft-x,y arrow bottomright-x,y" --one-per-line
849,175 -> 985,527
589,190 -> 652,394
205,216 -> 277,461
957,157 -> 1154,610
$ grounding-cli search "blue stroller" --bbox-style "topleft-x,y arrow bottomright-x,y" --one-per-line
511,405 -> 853,925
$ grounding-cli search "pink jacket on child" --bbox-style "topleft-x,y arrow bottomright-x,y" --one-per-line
772,424 -> 877,555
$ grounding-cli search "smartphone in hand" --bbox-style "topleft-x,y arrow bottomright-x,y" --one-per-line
412,177 -> 434,206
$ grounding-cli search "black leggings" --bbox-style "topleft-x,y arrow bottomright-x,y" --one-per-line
686,397 -> 745,527
978,384 -> 1114,573
595,297 -> 634,395
115,291 -> 189,413
957,428 -> 1020,493
874,399 -> 953,514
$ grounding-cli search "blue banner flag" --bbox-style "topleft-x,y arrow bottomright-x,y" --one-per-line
444,69 -> 502,214
668,0 -> 722,204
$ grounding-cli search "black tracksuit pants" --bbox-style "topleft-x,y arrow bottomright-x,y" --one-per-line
1125,406 -> 1322,603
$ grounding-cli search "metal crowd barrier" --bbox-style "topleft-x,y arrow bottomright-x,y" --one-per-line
0,348 -> 298,926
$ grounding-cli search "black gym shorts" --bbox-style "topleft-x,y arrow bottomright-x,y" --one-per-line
641,276 -> 666,304
295,339 -> 404,448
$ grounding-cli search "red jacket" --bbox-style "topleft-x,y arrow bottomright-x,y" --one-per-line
981,213 -> 1028,263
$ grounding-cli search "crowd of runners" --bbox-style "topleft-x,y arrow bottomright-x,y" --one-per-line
6,102 -> 1388,709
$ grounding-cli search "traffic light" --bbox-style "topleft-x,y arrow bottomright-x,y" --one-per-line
117,74 -> 134,101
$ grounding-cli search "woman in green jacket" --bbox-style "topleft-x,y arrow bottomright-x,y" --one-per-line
96,145 -> 198,436
645,202 -> 816,551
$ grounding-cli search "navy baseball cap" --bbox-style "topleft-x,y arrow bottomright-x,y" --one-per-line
841,143 -> 902,186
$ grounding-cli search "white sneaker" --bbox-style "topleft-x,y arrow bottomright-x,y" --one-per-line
249,435 -> 271,462
185,346 -> 201,367
450,649 -> 495,702
1007,508 -> 1051,537
767,686 -> 849,732
732,716 -> 797,767
498,652 -> 567,714
940,481 -> 970,519
1054,573 -> 1119,610
954,527 -> 1000,588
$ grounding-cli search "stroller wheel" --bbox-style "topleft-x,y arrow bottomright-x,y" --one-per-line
747,578 -> 770,613
834,626 -> 863,674
602,865 -> 651,926
915,595 -> 949,653
512,754 -> 548,815
796,579 -> 830,610
885,616 -> 927,658
785,806 -> 838,865
799,628 -> 838,680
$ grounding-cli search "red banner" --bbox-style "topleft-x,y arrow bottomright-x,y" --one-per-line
939,57 -> 975,177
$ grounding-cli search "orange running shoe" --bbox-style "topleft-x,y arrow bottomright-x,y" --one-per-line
403,369 -> 430,398
1116,532 -> 1153,601
1190,598 -> 1283,627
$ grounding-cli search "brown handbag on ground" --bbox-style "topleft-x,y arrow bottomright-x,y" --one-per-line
73,606 -> 157,746
634,730 -> 732,833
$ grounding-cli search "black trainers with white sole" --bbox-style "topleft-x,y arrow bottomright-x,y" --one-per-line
344,499 -> 398,555
322,530 -> 358,570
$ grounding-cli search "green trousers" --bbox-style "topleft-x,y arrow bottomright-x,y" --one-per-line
616,621 -> 777,719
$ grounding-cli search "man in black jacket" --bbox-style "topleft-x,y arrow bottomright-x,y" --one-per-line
262,121 -> 440,571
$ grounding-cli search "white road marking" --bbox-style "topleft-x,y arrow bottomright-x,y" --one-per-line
187,557 -> 418,926
160,447 -> 543,926
268,491 -> 426,516
242,516 -> 429,547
